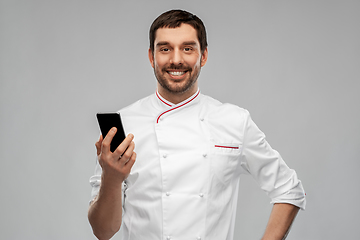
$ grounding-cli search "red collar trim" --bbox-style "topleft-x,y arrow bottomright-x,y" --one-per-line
156,91 -> 173,107
156,90 -> 200,123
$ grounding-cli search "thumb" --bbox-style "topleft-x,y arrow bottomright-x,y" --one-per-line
95,135 -> 103,156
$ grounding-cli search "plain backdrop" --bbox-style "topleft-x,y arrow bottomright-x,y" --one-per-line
1,0 -> 359,239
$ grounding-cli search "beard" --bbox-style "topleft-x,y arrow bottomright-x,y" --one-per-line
154,62 -> 201,94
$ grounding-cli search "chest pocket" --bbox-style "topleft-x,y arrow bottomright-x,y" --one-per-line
209,142 -> 242,185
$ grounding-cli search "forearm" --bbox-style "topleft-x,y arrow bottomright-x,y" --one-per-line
89,131 -> 136,240
261,203 -> 300,240
88,180 -> 123,240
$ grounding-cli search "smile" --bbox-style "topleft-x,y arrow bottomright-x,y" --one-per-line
168,71 -> 187,76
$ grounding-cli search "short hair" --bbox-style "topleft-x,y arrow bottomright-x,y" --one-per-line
149,9 -> 208,54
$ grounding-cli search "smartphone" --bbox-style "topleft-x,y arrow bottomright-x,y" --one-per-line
96,112 -> 126,152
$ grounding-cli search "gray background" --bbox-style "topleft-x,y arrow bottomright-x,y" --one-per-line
1,0 -> 359,239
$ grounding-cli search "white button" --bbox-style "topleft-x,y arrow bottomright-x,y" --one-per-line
163,154 -> 167,158
166,192 -> 170,196
197,237 -> 201,240
200,118 -> 204,121
199,193 -> 204,197
166,236 -> 171,240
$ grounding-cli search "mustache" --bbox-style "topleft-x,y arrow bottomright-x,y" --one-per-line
162,63 -> 191,71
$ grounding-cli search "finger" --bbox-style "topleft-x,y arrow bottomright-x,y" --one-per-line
113,133 -> 134,157
101,127 -> 117,153
125,151 -> 136,170
119,141 -> 135,164
95,135 -> 103,155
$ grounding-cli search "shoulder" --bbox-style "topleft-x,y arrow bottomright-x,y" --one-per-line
200,94 -> 251,140
200,94 -> 250,120
118,94 -> 154,116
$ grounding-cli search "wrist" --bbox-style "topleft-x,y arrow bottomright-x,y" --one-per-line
100,172 -> 124,190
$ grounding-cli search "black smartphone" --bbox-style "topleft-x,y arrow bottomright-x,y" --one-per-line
96,112 -> 126,152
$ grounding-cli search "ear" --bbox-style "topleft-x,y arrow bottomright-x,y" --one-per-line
200,48 -> 208,67
148,48 -> 154,68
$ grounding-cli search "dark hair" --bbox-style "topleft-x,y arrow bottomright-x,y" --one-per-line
149,9 -> 208,54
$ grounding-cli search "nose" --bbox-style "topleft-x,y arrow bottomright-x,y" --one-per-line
170,48 -> 183,65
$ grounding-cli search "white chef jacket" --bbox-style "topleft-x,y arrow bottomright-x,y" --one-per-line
90,89 -> 306,240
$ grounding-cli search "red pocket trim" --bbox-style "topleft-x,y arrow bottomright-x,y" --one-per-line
214,145 -> 239,149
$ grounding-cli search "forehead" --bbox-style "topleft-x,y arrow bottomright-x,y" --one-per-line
154,23 -> 199,47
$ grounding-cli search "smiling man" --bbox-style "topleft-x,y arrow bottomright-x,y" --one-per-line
88,10 -> 306,240
149,23 -> 207,103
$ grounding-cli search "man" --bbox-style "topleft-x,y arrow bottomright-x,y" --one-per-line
88,9 -> 306,240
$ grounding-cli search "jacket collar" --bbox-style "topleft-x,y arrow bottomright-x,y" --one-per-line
155,89 -> 201,123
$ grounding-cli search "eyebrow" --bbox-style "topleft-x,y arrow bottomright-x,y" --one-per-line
156,41 -> 170,47
155,41 -> 198,48
182,41 -> 197,46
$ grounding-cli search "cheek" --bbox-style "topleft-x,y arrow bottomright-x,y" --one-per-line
154,54 -> 168,68
185,55 -> 202,68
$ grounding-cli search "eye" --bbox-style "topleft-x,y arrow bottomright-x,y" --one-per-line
160,48 -> 170,52
184,47 -> 192,51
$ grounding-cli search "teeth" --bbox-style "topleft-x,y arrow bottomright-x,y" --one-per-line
169,71 -> 185,76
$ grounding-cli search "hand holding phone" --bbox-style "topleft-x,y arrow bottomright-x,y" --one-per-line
95,112 -> 136,186
96,112 -> 126,152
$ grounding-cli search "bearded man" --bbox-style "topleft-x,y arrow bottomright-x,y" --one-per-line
88,9 -> 306,240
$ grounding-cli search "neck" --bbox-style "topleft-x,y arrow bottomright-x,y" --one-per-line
157,84 -> 198,105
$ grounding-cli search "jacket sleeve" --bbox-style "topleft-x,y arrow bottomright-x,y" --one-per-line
89,157 -> 102,203
241,110 -> 306,210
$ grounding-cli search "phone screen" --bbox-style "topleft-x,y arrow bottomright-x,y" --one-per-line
96,112 -> 126,152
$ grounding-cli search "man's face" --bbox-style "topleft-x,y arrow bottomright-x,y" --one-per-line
149,24 -> 208,98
